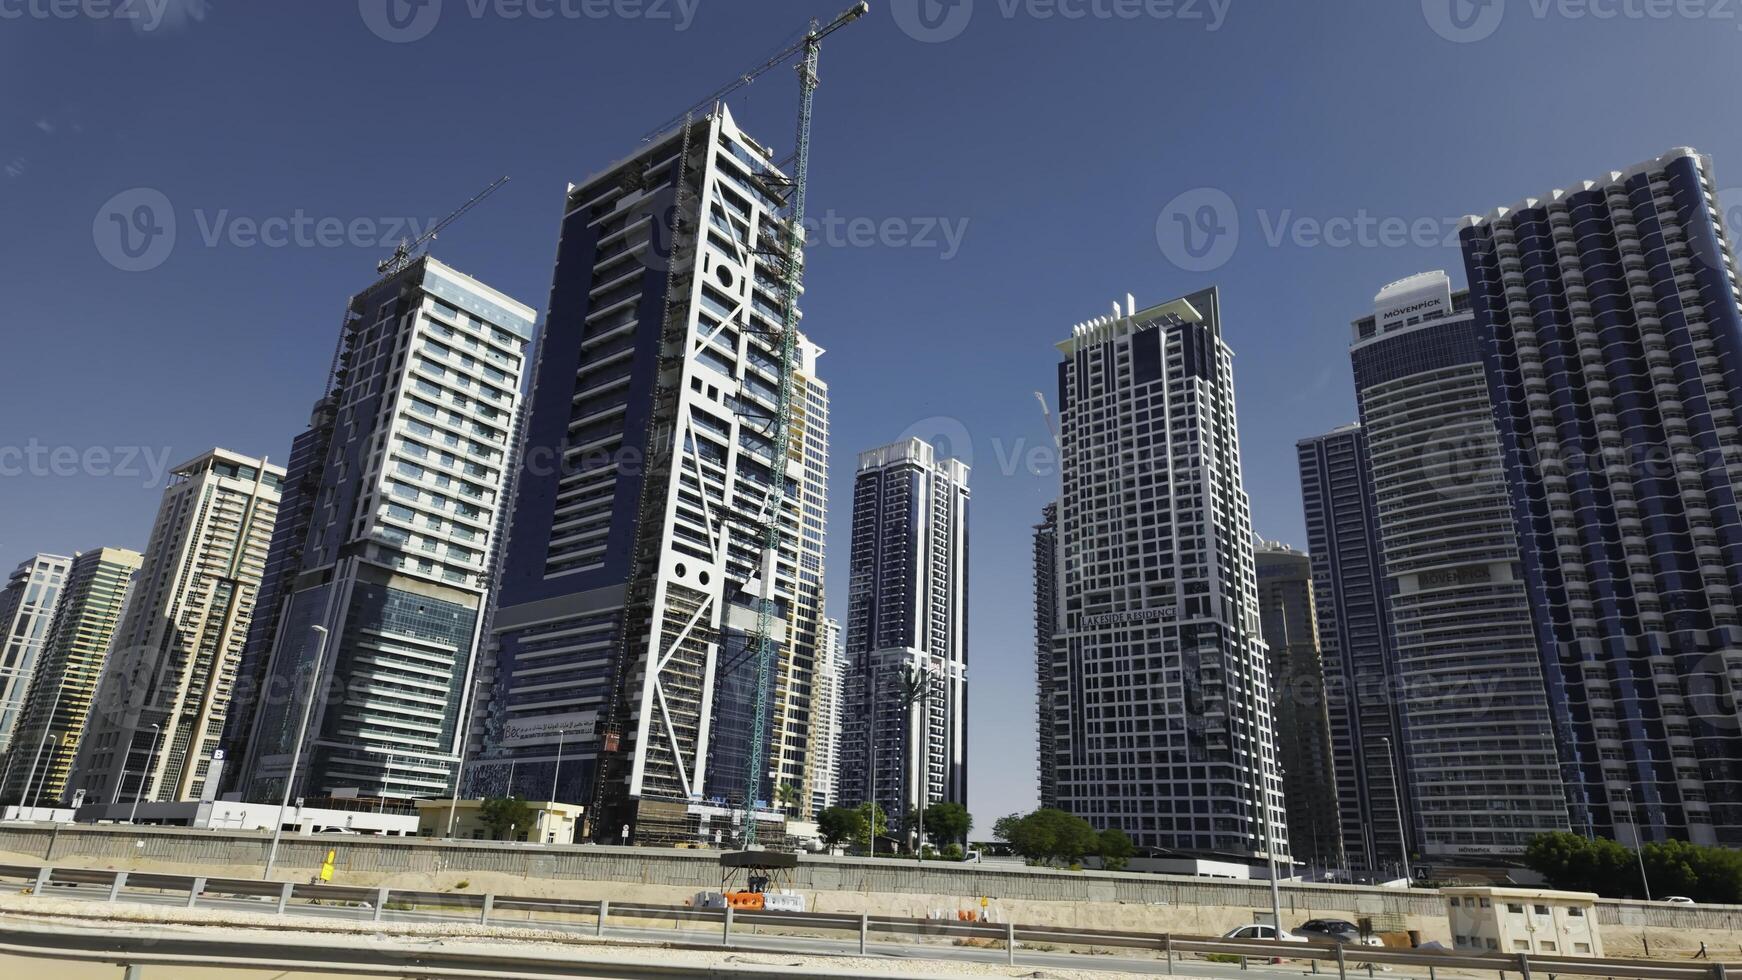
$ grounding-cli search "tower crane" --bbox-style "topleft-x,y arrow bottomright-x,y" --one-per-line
376,175 -> 511,276
695,2 -> 866,848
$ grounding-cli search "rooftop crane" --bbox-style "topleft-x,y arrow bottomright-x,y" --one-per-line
719,1 -> 868,849
376,175 -> 511,276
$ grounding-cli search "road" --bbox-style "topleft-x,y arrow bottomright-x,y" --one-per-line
21,879 -> 1357,980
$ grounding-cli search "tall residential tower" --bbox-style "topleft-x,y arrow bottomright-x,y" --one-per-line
71,450 -> 283,807
237,256 -> 532,806
0,554 -> 71,757
838,438 -> 970,835
1461,148 -> 1742,845
1047,289 -> 1287,861
483,106 -> 829,845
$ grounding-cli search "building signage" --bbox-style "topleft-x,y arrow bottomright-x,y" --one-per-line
1083,607 -> 1177,628
502,711 -> 598,747
1417,565 -> 1493,589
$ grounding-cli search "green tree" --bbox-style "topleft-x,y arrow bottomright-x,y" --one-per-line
816,806 -> 865,851
477,796 -> 533,841
775,781 -> 802,816
1098,828 -> 1136,872
855,802 -> 888,850
994,808 -> 1099,867
924,802 -> 973,848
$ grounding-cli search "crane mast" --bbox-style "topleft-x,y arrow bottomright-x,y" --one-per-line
740,2 -> 866,848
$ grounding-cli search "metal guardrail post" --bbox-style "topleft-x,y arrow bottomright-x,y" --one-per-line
1164,933 -> 1174,975
276,881 -> 293,915
723,905 -> 733,948
859,913 -> 868,955
375,888 -> 388,922
1006,921 -> 1017,966
481,894 -> 494,925
107,872 -> 128,903
186,877 -> 204,909
1713,963 -> 1729,980
31,866 -> 49,896
596,899 -> 608,937
122,965 -> 143,980
1518,953 -> 1533,980
1336,942 -> 1347,980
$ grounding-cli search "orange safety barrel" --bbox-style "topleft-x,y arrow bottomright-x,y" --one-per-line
724,892 -> 765,910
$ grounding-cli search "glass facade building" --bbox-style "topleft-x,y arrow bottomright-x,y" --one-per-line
1461,148 -> 1742,845
1350,271 -> 1569,859
1298,425 -> 1410,879
0,554 -> 71,758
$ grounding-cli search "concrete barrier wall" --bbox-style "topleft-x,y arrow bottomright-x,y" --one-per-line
0,823 -> 1447,918
1598,899 -> 1742,933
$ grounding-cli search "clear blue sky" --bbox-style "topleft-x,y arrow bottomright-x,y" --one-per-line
3,0 -> 1741,832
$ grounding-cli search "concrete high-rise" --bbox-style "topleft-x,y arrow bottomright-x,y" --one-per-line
1034,501 -> 1060,810
1349,271 -> 1569,859
806,617 -> 844,814
1254,541 -> 1343,870
1298,425 -> 1409,879
236,256 -> 532,805
482,106 -> 829,845
1461,148 -> 1742,845
0,554 -> 71,757
0,547 -> 142,807
839,438 -> 970,836
1047,289 -> 1287,861
71,450 -> 283,807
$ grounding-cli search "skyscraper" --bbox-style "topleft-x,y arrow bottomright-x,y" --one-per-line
1461,148 -> 1742,845
483,105 -> 828,845
1349,271 -> 1569,859
1254,541 -> 1343,870
0,554 -> 71,757
1048,289 -> 1286,860
839,438 -> 970,836
1034,501 -> 1060,810
1298,425 -> 1409,878
71,450 -> 283,807
0,547 -> 142,807
236,255 -> 532,805
806,617 -> 844,814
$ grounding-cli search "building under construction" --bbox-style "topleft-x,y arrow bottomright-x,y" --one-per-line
481,104 -> 831,845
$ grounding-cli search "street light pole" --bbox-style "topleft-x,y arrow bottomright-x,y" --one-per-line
550,728 -> 565,803
446,675 -> 487,839
1380,736 -> 1409,884
127,723 -> 162,825
18,684 -> 67,815
263,625 -> 329,881
1620,786 -> 1654,901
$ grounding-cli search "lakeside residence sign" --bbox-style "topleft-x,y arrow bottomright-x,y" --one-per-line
1083,607 -> 1177,628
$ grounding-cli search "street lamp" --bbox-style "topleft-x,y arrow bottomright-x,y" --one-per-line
263,625 -> 329,881
18,684 -> 68,816
446,675 -> 487,839
550,728 -> 566,803
1618,786 -> 1654,902
127,723 -> 162,825
1379,736 -> 1410,884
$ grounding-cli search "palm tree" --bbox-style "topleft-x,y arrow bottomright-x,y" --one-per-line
775,781 -> 801,817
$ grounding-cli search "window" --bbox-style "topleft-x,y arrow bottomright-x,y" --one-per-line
1567,908 -> 1583,918
1507,903 -> 1524,914
1533,905 -> 1549,916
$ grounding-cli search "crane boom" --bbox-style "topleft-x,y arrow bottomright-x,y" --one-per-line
641,3 -> 869,146
377,175 -> 511,276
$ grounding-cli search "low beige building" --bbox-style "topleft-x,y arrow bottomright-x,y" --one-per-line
415,799 -> 583,845
1443,887 -> 1602,957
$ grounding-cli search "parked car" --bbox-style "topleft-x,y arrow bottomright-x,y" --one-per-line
1296,919 -> 1384,946
1223,924 -> 1309,942
1664,896 -> 1696,905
